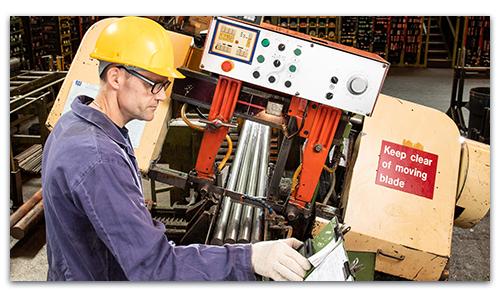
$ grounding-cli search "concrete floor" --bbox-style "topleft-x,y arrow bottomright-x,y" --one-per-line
9,67 -> 491,281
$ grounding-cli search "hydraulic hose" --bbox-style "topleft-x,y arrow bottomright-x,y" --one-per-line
181,103 -> 232,172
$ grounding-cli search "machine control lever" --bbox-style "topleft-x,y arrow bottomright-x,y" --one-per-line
198,118 -> 238,129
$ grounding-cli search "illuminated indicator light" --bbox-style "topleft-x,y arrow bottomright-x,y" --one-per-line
257,55 -> 265,63
261,39 -> 270,47
221,60 -> 234,72
294,48 -> 302,56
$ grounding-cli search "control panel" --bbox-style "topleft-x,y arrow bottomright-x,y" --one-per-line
200,17 -> 390,116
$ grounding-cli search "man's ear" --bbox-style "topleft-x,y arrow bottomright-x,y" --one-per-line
106,66 -> 122,90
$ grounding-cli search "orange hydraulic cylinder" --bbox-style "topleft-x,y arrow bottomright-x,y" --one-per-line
290,103 -> 342,207
194,76 -> 242,180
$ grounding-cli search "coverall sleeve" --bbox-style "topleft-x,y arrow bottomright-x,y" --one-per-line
73,161 -> 255,281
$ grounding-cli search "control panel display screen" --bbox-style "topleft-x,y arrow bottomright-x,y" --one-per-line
201,17 -> 389,116
209,20 -> 259,64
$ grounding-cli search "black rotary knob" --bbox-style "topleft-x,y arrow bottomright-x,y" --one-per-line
326,92 -> 334,100
278,43 -> 286,51
253,71 -> 260,79
273,59 -> 281,67
268,76 -> 276,83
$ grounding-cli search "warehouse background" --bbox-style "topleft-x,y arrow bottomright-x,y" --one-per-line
9,16 -> 490,72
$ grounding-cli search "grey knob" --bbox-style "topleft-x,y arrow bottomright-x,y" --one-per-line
347,75 -> 368,95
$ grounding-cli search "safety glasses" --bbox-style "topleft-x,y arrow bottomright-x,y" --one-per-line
118,66 -> 171,94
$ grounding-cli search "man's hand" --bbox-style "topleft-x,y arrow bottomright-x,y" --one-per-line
251,238 -> 312,281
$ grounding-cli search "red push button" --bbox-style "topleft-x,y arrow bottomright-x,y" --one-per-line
221,60 -> 234,72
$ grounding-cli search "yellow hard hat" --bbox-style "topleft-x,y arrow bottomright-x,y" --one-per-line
90,16 -> 184,79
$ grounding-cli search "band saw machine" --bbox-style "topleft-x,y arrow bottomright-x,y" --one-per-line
151,15 -> 389,242
149,17 -> 490,281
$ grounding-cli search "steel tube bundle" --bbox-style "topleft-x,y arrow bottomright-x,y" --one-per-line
211,121 -> 254,245
211,120 -> 272,245
251,124 -> 271,243
224,122 -> 258,243
236,126 -> 262,243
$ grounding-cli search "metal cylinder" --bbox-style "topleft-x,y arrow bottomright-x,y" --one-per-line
11,199 -> 44,240
237,127 -> 263,243
467,87 -> 490,141
225,122 -> 258,243
251,125 -> 271,243
10,188 -> 43,229
211,120 -> 254,245
10,57 -> 21,73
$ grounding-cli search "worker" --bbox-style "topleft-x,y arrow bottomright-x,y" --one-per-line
41,16 -> 311,281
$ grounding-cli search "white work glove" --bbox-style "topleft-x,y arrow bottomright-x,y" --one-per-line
251,238 -> 312,281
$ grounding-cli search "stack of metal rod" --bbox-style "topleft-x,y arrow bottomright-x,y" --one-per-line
211,120 -> 271,245
14,144 -> 43,174
10,188 -> 44,240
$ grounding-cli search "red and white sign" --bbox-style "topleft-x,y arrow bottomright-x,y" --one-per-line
375,140 -> 438,199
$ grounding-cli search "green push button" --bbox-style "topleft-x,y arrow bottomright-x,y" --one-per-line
289,65 -> 297,72
261,39 -> 270,47
294,48 -> 302,56
257,55 -> 265,63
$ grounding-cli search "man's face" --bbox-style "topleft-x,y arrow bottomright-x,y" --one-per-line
118,68 -> 169,123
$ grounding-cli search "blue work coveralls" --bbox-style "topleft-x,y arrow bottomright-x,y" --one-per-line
41,95 -> 255,281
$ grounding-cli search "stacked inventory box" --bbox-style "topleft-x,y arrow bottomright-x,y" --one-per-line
275,16 -> 338,41
356,17 -> 373,51
464,16 -> 490,67
372,17 -> 389,60
327,16 -> 337,41
20,16 -> 46,70
404,17 -> 423,65
42,16 -> 73,70
388,16 -> 406,65
68,16 -> 99,54
10,17 -> 25,67
316,16 -> 327,39
81,16 -> 99,36
340,16 -> 357,47
69,17 -> 81,54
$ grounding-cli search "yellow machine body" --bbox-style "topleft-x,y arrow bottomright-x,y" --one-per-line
340,93 -> 490,281
454,138 -> 490,228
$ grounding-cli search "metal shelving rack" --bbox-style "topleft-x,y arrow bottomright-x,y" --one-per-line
21,16 -> 46,70
10,17 -> 25,66
268,16 -> 338,42
42,16 -> 73,70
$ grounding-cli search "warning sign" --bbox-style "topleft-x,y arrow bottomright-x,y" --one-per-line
376,140 -> 438,199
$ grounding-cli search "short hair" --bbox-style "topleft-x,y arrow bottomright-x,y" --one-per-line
98,61 -> 145,82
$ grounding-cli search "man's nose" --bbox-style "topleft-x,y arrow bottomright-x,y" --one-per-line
156,89 -> 168,101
